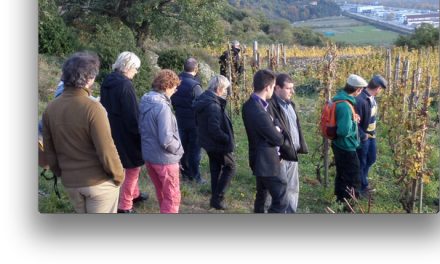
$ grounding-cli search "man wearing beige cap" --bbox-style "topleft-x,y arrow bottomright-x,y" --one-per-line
331,74 -> 367,205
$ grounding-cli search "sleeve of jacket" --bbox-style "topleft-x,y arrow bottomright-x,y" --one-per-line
157,104 -> 182,154
120,81 -> 140,135
336,102 -> 355,138
207,103 -> 229,144
355,97 -> 368,141
89,103 -> 125,185
193,84 -> 203,98
42,110 -> 61,178
269,99 -> 298,160
290,102 -> 308,154
254,109 -> 284,147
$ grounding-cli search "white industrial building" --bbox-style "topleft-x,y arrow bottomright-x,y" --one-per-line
405,13 -> 439,28
356,5 -> 384,13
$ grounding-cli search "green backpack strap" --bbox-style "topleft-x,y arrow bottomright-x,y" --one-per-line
40,169 -> 61,199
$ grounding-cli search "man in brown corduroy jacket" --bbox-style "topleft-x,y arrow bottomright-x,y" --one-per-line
42,52 -> 124,213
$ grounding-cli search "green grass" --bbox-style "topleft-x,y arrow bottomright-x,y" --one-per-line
320,25 -> 400,46
39,94 -> 439,214
293,16 -> 400,46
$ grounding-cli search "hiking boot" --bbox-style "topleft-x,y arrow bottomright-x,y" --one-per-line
117,208 -> 136,214
359,189 -> 376,200
210,197 -> 227,210
194,176 -> 207,185
365,186 -> 376,193
181,171 -> 191,182
133,192 -> 149,204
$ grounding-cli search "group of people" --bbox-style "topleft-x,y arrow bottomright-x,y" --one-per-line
41,47 -> 386,214
331,73 -> 387,204
41,51 -> 234,213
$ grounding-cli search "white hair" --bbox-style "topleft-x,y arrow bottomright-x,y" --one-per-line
112,51 -> 141,72
207,75 -> 230,93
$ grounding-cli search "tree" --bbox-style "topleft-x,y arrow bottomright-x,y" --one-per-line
395,23 -> 439,49
56,0 -> 225,49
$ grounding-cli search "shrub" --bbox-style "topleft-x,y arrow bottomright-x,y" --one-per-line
132,52 -> 154,98
38,0 -> 78,55
77,16 -> 153,97
157,49 -> 192,73
38,54 -> 63,102
295,78 -> 321,95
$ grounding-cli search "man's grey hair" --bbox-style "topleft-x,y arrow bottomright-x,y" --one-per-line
184,57 -> 198,72
207,75 -> 230,93
61,51 -> 100,89
112,51 -> 141,72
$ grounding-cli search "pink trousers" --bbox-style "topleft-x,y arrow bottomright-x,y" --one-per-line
145,162 -> 180,214
118,167 -> 141,210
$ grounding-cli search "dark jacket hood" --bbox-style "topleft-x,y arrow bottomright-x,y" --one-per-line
101,71 -> 130,90
193,90 -> 226,113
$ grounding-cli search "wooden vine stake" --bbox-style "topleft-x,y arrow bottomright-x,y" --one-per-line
252,40 -> 258,71
417,75 -> 431,213
282,44 -> 287,66
226,42 -> 233,117
319,44 -> 337,187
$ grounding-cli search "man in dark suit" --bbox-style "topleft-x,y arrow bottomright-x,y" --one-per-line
242,69 -> 288,213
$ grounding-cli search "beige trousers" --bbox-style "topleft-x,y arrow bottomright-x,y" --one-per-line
64,180 -> 120,213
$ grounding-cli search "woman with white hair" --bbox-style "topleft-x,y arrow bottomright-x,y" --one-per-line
193,75 -> 236,210
100,51 -> 148,213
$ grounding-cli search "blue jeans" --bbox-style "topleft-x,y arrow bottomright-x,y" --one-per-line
356,138 -> 377,191
178,127 -> 202,180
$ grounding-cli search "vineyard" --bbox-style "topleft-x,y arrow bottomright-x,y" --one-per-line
206,43 -> 439,213
38,44 -> 439,214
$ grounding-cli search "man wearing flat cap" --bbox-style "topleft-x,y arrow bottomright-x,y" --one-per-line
331,74 -> 367,204
355,74 -> 387,198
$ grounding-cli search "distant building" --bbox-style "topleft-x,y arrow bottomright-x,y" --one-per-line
405,13 -> 440,27
356,5 -> 384,14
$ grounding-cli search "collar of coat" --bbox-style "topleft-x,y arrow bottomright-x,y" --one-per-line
62,86 -> 92,97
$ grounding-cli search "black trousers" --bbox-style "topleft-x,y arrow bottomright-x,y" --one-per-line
207,152 -> 236,202
178,127 -> 202,180
332,144 -> 361,202
254,176 -> 288,213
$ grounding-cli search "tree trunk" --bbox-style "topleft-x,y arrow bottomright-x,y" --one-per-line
135,22 -> 151,50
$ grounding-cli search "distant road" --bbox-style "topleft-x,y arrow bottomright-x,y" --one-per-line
343,11 -> 414,35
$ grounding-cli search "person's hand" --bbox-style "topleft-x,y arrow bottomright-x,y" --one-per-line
273,118 -> 282,133
354,114 -> 360,124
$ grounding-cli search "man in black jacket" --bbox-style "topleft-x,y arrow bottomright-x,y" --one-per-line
193,75 -> 236,210
171,58 -> 205,184
242,69 -> 288,213
355,74 -> 387,197
268,73 -> 308,213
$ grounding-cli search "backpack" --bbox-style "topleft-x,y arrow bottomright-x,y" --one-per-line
320,100 -> 357,140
